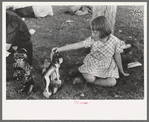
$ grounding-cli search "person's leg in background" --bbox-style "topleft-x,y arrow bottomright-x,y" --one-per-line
14,6 -> 35,18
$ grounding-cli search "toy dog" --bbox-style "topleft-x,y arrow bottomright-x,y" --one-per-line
12,48 -> 34,94
42,51 -> 63,98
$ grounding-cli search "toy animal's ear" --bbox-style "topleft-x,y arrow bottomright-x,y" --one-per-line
59,58 -> 63,64
21,48 -> 28,54
12,46 -> 18,51
43,59 -> 50,68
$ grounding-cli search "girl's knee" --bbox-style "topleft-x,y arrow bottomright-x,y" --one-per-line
108,78 -> 117,87
82,73 -> 95,83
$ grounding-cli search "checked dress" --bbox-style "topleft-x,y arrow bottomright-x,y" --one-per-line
78,34 -> 123,79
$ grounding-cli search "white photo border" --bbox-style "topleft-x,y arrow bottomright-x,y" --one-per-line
2,2 -> 147,120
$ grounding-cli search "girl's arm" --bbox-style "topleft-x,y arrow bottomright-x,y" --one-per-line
55,41 -> 85,52
114,52 -> 129,76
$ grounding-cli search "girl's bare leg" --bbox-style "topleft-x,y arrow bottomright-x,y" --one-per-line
93,77 -> 117,86
82,73 -> 95,82
82,73 -> 117,87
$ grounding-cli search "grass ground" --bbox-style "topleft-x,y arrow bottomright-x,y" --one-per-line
6,5 -> 144,99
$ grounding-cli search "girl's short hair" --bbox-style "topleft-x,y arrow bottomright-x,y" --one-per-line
90,16 -> 112,38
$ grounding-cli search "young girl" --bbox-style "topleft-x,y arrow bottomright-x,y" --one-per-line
52,16 -> 129,87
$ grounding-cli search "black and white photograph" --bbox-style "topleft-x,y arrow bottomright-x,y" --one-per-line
2,1 -> 147,120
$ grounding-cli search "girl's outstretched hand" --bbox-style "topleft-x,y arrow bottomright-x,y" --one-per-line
52,47 -> 59,53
